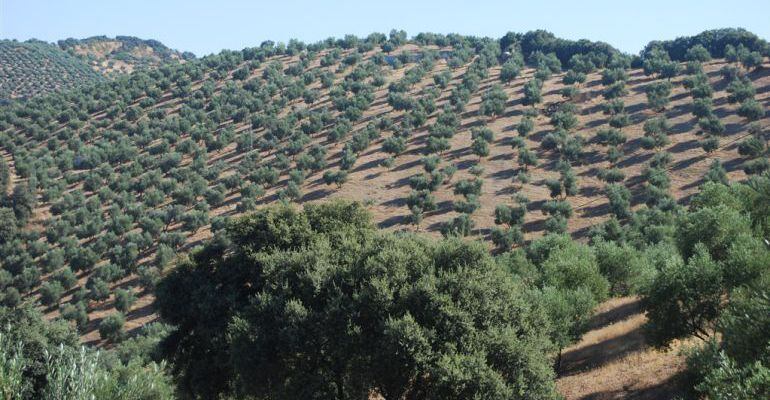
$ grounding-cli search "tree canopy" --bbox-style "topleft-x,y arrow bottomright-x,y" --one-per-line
156,200 -> 561,399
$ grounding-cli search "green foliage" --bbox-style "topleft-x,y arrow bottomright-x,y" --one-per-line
442,213 -> 475,237
737,99 -> 765,121
453,194 -> 481,214
641,28 -> 768,61
605,183 -> 631,219
601,68 -> 627,86
381,136 -> 407,156
697,353 -> 770,400
0,40 -> 104,99
536,286 -> 596,353
518,147 -> 538,171
501,29 -> 620,67
593,240 -> 652,295
704,160 -> 728,185
563,70 -> 586,85
494,204 -> 525,227
684,290 -> 770,399
0,208 -> 18,245
513,235 -> 610,359
517,117 -> 534,137
726,77 -> 756,104
490,226 -> 523,250
550,109 -> 577,131
114,289 -> 137,313
642,48 -> 681,78
596,128 -> 626,147
39,281 -> 64,307
645,80 -> 672,111
537,240 -> 609,303
685,44 -> 712,62
738,136 -> 766,158
560,85 -> 579,100
603,81 -> 628,100
471,127 -> 495,143
156,201 -> 561,399
471,137 -> 490,158
642,243 -> 723,346
0,305 -> 172,399
2,30 -> 770,399
499,60 -> 521,83
453,178 -> 482,198
676,204 -> 751,261
639,177 -> 770,400
10,184 -> 36,223
99,313 -> 126,343
522,78 -> 543,106
478,84 -> 508,118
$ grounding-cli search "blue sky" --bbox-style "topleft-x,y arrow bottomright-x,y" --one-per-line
2,0 -> 769,57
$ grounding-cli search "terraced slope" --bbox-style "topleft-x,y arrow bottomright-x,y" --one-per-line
0,32 -> 767,344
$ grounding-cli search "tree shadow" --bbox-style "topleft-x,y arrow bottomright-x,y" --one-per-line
581,202 -> 609,219
670,154 -> 707,172
301,187 -> 332,202
584,118 -> 607,129
668,119 -> 696,135
364,171 -> 383,180
576,372 -> 688,400
722,157 -> 745,172
578,184 -> 602,197
571,225 -> 596,240
522,217 -> 545,233
668,139 -> 701,154
391,157 -> 423,172
425,200 -> 454,217
489,152 -> 513,162
125,301 -> 156,323
385,175 -> 412,190
616,151 -> 653,169
625,101 -> 648,115
488,168 -> 517,180
558,325 -> 647,378
351,156 -> 384,173
378,213 -> 408,229
586,298 -> 642,331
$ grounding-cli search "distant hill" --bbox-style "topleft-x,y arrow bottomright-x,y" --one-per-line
0,36 -> 193,100
0,40 -> 104,99
58,35 -> 195,75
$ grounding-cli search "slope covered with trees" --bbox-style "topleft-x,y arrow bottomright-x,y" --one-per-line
158,175 -> 770,399
0,28 -> 767,341
0,27 -> 769,398
0,40 -> 104,99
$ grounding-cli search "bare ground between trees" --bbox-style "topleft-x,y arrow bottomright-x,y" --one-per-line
556,297 -> 691,400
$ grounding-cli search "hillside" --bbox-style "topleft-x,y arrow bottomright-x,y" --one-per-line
58,35 -> 194,75
0,36 -> 190,100
0,40 -> 104,99
0,26 -> 768,399
0,28 -> 767,343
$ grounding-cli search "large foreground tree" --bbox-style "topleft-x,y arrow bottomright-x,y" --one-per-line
156,201 -> 560,399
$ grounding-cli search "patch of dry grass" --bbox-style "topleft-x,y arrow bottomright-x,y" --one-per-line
557,297 -> 692,400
